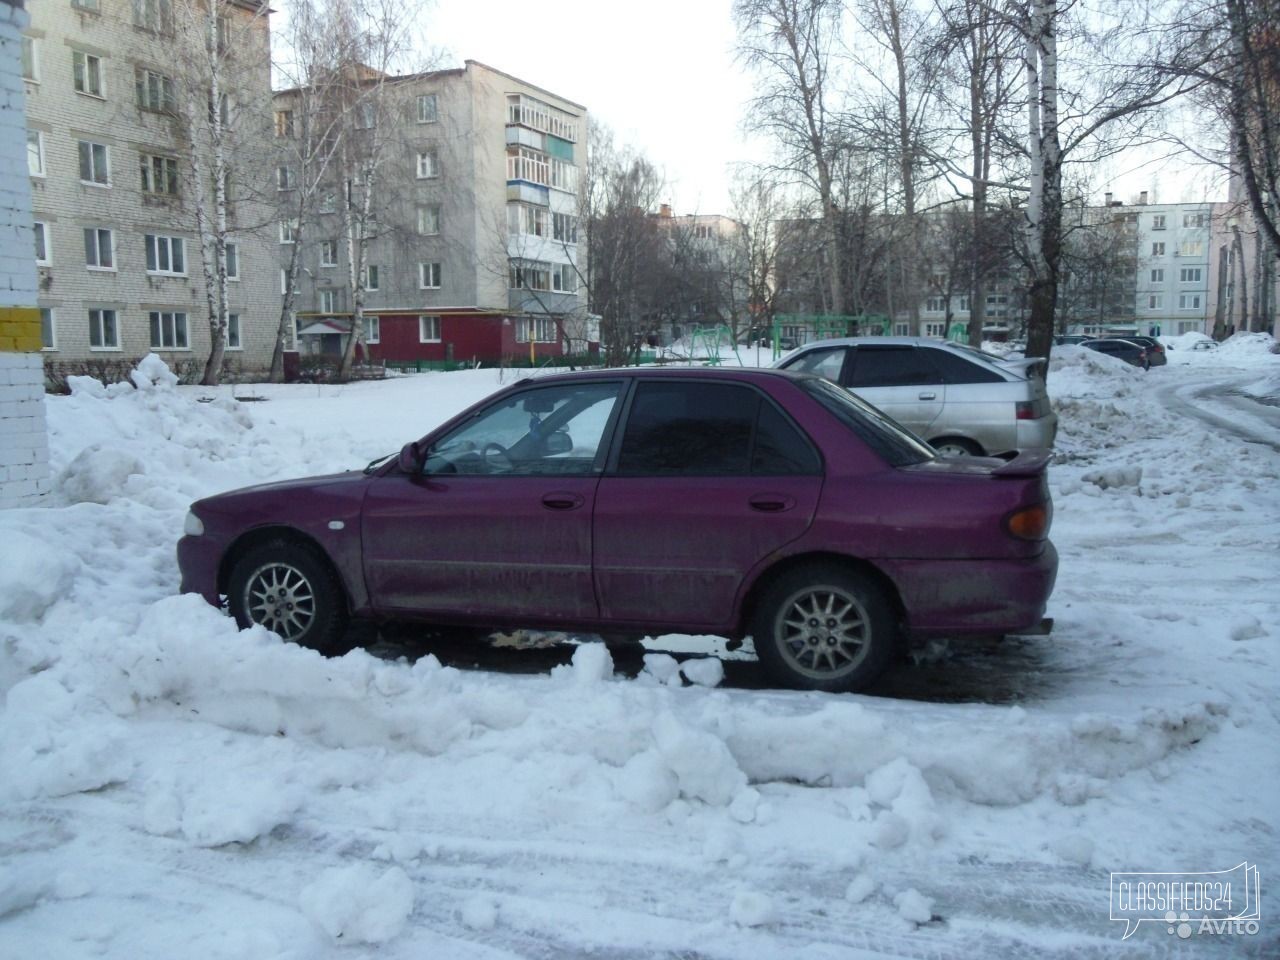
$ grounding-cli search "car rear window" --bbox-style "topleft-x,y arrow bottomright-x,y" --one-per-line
924,346 -> 1006,384
799,377 -> 936,467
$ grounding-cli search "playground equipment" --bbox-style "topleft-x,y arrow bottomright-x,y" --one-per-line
769,314 -> 891,361
689,324 -> 743,366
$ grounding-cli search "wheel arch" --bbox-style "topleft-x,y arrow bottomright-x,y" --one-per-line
739,552 -> 907,640
928,435 -> 985,456
217,525 -> 351,612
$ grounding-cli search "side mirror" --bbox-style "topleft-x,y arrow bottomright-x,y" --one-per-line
398,441 -> 423,475
544,430 -> 572,455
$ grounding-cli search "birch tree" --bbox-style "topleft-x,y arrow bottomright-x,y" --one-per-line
174,0 -> 269,386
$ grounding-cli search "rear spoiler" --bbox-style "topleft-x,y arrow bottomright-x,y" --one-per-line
991,448 -> 1052,477
1001,356 -> 1048,377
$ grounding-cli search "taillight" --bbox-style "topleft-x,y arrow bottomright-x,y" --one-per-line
1006,503 -> 1051,540
1015,401 -> 1036,420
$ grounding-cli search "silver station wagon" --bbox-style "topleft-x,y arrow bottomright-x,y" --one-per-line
775,337 -> 1057,456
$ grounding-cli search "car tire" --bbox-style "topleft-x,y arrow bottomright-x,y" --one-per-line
227,538 -> 349,653
931,437 -> 983,457
751,565 -> 896,693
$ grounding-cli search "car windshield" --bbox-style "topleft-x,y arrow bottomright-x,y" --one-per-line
799,376 -> 936,466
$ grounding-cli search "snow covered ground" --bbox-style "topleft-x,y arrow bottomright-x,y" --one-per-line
1,338 -> 1278,958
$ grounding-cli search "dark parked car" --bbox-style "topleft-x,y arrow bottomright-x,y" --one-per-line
1054,334 -> 1090,345
178,368 -> 1057,693
774,337 -> 1057,457
1081,338 -> 1150,369
1099,335 -> 1167,366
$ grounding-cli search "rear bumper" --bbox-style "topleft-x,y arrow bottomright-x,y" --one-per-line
177,534 -> 222,607
882,541 -> 1058,638
1017,413 -> 1058,449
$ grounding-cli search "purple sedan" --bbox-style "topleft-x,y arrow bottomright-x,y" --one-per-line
178,367 -> 1057,692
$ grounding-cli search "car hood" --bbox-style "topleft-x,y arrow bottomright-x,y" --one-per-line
192,469 -> 369,514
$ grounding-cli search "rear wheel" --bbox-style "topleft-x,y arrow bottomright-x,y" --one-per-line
931,436 -> 983,457
751,565 -> 896,692
227,539 -> 349,653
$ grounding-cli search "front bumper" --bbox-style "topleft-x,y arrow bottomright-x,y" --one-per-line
177,534 -> 223,606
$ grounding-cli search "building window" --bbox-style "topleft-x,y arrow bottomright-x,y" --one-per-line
552,212 -> 577,244
1151,214 -> 1165,230
40,308 -> 56,350
21,36 -> 38,82
894,322 -> 910,336
1148,294 -> 1163,309
1150,268 -> 1163,282
925,297 -> 945,312
276,165 -> 294,190
515,317 -> 557,343
506,147 -> 550,186
226,313 -> 241,349
133,0 -> 172,32
1179,241 -> 1204,258
73,0 -> 101,9
280,268 -> 299,295
924,322 -> 945,337
149,310 -> 188,349
279,220 -> 297,244
419,262 -> 442,289
318,193 -> 336,214
78,140 -> 111,185
320,239 -> 337,267
274,109 -> 295,138
225,242 -> 239,280
27,131 -> 45,177
355,102 -> 375,129
145,234 -> 186,275
364,265 -> 379,290
419,315 -> 440,342
552,263 -> 577,293
89,308 -> 118,349
1179,267 -> 1203,283
135,67 -> 176,112
416,150 -> 439,179
34,222 -> 50,265
1178,293 -> 1202,310
417,93 -> 438,124
550,159 -> 577,193
1151,242 -> 1165,256
364,316 -> 380,343
508,203 -> 548,237
318,289 -> 337,313
73,50 -> 104,97
84,227 -> 114,269
417,205 -> 440,235
1183,212 -> 1208,228
140,154 -> 179,195
509,260 -> 551,291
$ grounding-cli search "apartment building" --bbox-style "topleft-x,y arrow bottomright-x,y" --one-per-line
279,60 -> 589,365
23,0 -> 279,375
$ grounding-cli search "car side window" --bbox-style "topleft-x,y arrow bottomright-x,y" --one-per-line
783,347 -> 846,383
924,348 -> 1004,384
846,346 -> 942,388
424,381 -> 622,476
615,382 -> 819,476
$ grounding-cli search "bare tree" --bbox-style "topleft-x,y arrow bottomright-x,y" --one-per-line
173,0 -> 271,385
582,122 -> 668,365
735,0 -> 848,314
730,171 -> 790,342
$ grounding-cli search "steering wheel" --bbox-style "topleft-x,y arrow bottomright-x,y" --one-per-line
482,442 -> 514,473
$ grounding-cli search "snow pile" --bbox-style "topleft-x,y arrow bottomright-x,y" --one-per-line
299,864 -> 415,944
1216,330 -> 1279,358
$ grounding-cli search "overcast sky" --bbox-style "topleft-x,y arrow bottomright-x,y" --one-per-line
431,0 -> 762,216
427,0 -> 1223,215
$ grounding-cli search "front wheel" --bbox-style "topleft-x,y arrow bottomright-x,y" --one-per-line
931,437 -> 982,457
751,566 -> 896,692
227,539 -> 349,653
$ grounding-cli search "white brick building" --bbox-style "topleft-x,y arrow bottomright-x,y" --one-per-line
2,0 -> 51,507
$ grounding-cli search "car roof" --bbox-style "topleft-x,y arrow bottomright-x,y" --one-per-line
518,365 -> 815,386
783,336 -> 968,350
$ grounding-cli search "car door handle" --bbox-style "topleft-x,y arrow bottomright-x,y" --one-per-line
918,392 -> 937,400
749,494 -> 795,513
541,492 -> 584,511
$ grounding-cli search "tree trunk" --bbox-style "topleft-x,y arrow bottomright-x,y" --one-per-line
1024,0 -> 1060,367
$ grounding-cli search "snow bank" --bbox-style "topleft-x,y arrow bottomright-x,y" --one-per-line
299,864 -> 414,944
